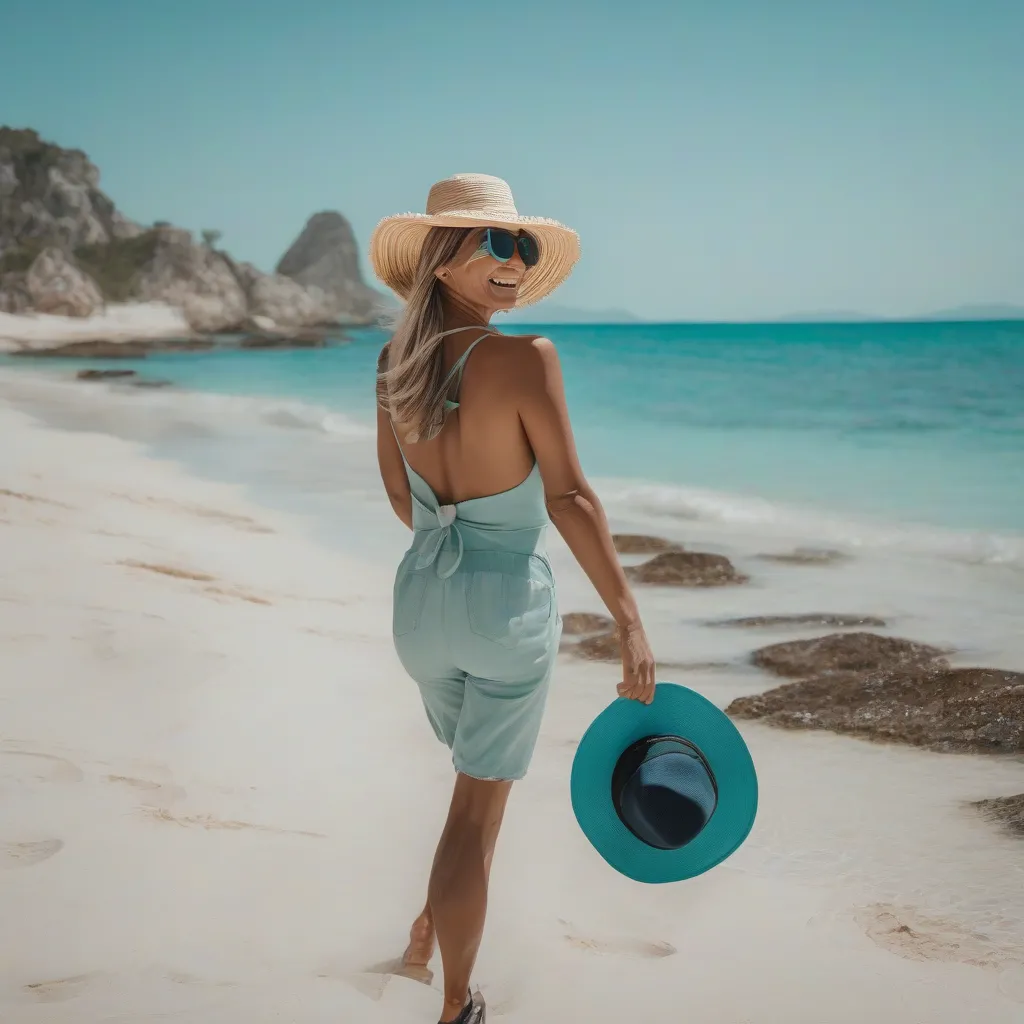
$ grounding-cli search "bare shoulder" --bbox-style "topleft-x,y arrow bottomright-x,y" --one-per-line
486,331 -> 559,376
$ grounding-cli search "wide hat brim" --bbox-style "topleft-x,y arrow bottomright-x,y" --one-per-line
571,682 -> 758,884
369,212 -> 580,309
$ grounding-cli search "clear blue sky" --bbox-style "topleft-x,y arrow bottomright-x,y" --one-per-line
2,0 -> 1021,320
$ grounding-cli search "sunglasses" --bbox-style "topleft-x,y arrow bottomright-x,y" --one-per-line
477,227 -> 540,267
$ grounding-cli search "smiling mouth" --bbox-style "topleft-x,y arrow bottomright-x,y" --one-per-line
489,277 -> 518,289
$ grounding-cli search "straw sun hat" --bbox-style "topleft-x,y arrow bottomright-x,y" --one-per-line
369,174 -> 580,308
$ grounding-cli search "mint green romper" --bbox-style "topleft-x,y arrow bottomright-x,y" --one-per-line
390,336 -> 562,781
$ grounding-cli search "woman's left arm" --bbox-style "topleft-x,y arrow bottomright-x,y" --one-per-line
376,347 -> 413,529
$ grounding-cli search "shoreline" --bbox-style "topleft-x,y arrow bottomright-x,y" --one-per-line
2,398 -> 1024,1020
0,304 -> 379,355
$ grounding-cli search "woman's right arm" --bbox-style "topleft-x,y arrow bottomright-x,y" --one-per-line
516,337 -> 655,704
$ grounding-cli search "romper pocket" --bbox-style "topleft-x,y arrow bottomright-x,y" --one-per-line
393,569 -> 428,637
466,556 -> 554,649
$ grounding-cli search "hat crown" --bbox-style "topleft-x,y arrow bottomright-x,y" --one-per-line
426,174 -> 520,218
612,736 -> 718,851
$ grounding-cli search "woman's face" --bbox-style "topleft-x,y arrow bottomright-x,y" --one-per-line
436,228 -> 530,314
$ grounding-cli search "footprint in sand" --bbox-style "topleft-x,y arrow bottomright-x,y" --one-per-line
23,973 -> 96,1003
141,806 -> 326,838
1,838 -> 64,869
1,748 -> 84,784
166,970 -> 236,989
854,903 -> 1024,970
362,956 -> 434,988
559,920 -> 676,959
104,774 -> 186,809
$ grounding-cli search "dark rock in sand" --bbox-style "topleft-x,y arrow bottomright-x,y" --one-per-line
76,368 -> 136,381
573,630 -> 623,662
239,331 -> 326,349
972,793 -> 1024,836
130,378 -> 173,389
752,632 -> 945,678
612,534 -> 682,555
707,614 -> 887,630
561,612 -> 615,636
757,548 -> 849,566
12,339 -> 150,358
626,550 -> 749,587
727,666 -> 1024,754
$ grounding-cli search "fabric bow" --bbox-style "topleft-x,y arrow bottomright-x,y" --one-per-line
413,501 -> 464,578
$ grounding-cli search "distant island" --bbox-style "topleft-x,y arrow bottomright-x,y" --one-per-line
775,304 -> 1024,323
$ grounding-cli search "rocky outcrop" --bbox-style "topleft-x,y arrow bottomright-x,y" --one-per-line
0,128 -> 141,257
626,550 -> 748,587
23,247 -> 103,316
751,632 -> 946,678
727,666 -> 1024,754
0,128 -> 381,332
228,258 -> 338,328
129,227 -> 248,332
706,614 -> 887,629
276,211 -> 380,321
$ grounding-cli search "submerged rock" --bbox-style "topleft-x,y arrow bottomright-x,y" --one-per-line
972,793 -> 1024,836
612,534 -> 681,555
707,614 -> 887,629
727,666 -> 1024,754
757,548 -> 849,566
239,330 -> 327,349
76,368 -> 136,380
626,550 -> 748,587
751,632 -> 946,678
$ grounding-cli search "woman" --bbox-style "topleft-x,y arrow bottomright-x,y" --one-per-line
372,174 -> 656,1024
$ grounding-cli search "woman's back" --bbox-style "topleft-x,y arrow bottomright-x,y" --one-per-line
390,329 -> 540,507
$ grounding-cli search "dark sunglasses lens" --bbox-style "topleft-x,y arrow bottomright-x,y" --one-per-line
517,232 -> 539,267
486,228 -> 517,261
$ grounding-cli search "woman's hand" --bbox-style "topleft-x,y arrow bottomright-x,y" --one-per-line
616,622 -> 656,704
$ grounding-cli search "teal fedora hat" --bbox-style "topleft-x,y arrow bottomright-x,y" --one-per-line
571,682 -> 758,884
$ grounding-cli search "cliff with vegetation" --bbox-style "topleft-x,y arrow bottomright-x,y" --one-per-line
0,128 -> 382,333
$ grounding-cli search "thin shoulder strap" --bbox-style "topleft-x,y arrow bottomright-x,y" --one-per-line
440,330 -> 496,387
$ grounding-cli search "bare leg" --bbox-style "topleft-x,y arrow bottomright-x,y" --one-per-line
403,899 -> 434,969
430,772 -> 513,1022
404,843 -> 499,973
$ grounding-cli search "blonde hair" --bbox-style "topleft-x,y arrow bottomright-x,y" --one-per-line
377,226 -> 475,443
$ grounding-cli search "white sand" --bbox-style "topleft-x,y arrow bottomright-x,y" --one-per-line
0,303 -> 192,352
2,403 -> 1023,1023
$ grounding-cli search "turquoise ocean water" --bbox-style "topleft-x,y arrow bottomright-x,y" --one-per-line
3,318 -> 1023,561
